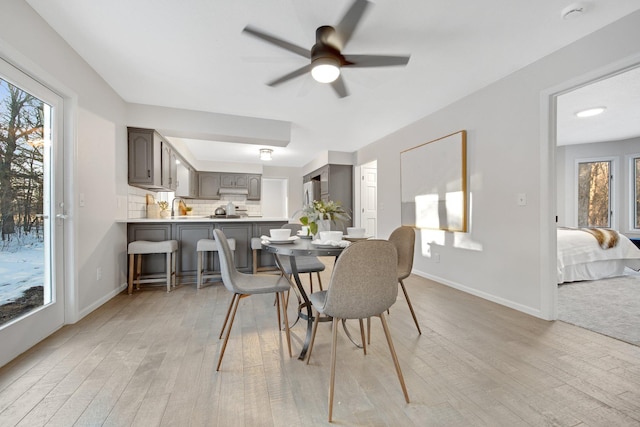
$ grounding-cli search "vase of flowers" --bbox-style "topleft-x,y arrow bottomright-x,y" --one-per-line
158,201 -> 170,218
299,200 -> 350,237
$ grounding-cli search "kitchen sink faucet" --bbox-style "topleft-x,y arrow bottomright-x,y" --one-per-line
171,197 -> 186,217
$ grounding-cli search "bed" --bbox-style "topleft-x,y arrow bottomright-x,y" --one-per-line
557,228 -> 640,283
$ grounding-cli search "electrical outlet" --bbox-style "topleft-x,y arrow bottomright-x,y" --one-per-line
96,267 -> 102,281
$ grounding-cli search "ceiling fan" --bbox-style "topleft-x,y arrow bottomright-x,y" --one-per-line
243,0 -> 411,98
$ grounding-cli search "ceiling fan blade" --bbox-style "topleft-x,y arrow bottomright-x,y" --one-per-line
335,0 -> 370,49
343,54 -> 410,68
243,26 -> 310,59
267,64 -> 314,87
331,75 -> 349,98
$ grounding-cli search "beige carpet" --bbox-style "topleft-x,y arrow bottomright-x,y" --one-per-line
558,269 -> 640,346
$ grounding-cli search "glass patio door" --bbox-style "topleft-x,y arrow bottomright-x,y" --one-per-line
0,58 -> 65,367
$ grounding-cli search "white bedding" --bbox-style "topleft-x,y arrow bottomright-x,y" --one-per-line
557,229 -> 640,283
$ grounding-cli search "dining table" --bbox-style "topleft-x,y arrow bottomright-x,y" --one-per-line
261,236 -> 348,360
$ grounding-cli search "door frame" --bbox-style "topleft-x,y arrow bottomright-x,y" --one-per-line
0,42 -> 77,366
540,53 -> 640,320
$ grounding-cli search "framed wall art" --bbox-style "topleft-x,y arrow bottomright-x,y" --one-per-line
400,130 -> 467,232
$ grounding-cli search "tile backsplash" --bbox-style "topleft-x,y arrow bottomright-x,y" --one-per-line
127,187 -> 262,219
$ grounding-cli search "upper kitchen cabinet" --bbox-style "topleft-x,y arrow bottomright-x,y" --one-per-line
161,141 -> 178,191
247,174 -> 261,200
220,173 -> 248,188
128,127 -> 176,192
175,160 -> 197,198
198,172 -> 221,199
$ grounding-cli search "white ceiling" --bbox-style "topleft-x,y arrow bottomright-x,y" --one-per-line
557,65 -> 640,146
25,0 -> 640,166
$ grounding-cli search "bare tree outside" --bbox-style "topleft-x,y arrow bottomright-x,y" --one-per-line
577,160 -> 610,228
0,77 -> 46,326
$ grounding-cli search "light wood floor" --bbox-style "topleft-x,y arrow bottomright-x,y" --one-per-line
1,265 -> 640,426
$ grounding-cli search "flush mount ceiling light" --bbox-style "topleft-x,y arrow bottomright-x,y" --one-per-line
259,148 -> 273,161
576,107 -> 606,118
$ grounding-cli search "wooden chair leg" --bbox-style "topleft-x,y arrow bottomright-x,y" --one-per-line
197,251 -> 203,289
280,292 -> 292,357
275,289 -> 282,332
216,293 -> 240,371
306,307 -> 322,365
219,294 -> 236,339
317,272 -> 323,291
166,251 -> 172,292
309,272 -> 313,293
379,313 -> 410,403
328,317 -> 340,422
135,254 -> 142,290
128,254 -> 134,294
367,317 -> 371,345
252,249 -> 258,274
172,250 -> 177,288
359,319 -> 367,355
400,280 -> 421,334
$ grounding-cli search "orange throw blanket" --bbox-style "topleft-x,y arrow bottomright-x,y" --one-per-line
580,227 -> 619,249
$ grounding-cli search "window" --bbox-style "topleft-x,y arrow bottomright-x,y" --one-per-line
577,160 -> 611,227
635,157 -> 640,229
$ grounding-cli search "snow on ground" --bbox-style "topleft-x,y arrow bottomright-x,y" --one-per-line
0,233 -> 44,303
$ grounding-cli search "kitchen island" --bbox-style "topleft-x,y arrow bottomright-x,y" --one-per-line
119,217 -> 289,283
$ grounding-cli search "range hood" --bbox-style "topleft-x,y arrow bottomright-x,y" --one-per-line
218,187 -> 249,195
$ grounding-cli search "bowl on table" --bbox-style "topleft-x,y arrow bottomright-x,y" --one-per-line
319,231 -> 343,242
346,227 -> 366,238
269,229 -> 291,240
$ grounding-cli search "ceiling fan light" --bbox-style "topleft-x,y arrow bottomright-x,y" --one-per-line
259,148 -> 273,161
311,58 -> 340,83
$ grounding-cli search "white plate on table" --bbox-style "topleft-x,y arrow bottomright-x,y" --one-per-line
311,240 -> 349,249
263,236 -> 299,244
296,232 -> 313,239
344,235 -> 370,242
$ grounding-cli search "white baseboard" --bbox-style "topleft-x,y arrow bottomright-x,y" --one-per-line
75,282 -> 128,322
411,269 -> 546,320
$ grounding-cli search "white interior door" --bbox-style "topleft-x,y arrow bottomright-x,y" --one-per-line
0,58 -> 65,367
360,161 -> 377,237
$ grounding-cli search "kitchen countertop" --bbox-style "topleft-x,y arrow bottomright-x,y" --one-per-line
117,216 -> 289,224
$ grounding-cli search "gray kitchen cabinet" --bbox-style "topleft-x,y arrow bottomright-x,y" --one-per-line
128,127 -> 179,191
173,223 -> 214,281
303,164 -> 353,231
161,142 -> 178,191
215,223 -> 252,271
189,167 -> 198,198
128,128 -> 162,190
198,172 -> 221,199
247,174 -> 261,200
220,173 -> 248,188
253,221 -> 286,270
127,223 -> 172,277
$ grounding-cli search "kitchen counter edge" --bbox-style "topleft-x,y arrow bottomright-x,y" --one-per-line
117,217 -> 290,224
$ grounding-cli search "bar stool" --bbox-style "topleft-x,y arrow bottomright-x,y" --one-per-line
196,237 -> 235,288
127,240 -> 178,294
251,237 -> 279,274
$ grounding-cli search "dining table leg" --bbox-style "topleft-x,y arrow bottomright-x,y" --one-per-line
276,254 -> 314,360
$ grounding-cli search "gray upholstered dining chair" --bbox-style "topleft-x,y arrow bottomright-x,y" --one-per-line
389,225 -> 421,334
213,229 -> 292,371
305,240 -> 410,422
277,223 -> 325,293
